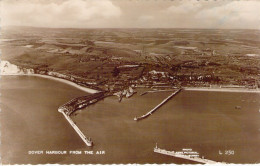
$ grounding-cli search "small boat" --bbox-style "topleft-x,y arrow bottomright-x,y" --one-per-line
235,106 -> 241,109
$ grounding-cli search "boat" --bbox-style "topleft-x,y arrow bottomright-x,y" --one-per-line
235,106 -> 241,109
154,144 -> 223,164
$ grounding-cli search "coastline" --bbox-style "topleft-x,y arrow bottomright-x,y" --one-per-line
2,73 -> 259,94
183,87 -> 260,93
1,73 -> 99,94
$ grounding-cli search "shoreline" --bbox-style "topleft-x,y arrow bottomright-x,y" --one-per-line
183,87 -> 260,93
2,74 -> 260,94
1,73 -> 99,94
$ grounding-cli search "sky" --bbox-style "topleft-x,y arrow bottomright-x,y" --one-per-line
1,0 -> 259,29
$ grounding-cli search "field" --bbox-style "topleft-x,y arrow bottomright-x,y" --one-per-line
1,26 -> 260,91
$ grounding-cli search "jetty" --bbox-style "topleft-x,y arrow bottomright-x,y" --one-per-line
154,145 -> 223,164
59,109 -> 93,146
134,88 -> 182,121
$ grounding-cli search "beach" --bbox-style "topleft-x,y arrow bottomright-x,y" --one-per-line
1,73 -> 98,94
1,60 -> 259,95
33,74 -> 99,94
3,72 -> 260,94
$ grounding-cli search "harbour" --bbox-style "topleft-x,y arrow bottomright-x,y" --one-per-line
1,76 -> 260,164
1,2 -> 260,164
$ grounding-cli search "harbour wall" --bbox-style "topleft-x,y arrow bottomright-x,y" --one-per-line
134,88 -> 182,121
60,111 -> 92,146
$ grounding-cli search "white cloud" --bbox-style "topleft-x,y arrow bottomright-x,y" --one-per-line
0,0 -> 259,29
166,1 -> 202,15
1,0 -> 121,28
195,1 -> 260,29
162,0 -> 260,29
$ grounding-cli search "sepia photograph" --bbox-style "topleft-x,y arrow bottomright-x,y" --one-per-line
0,0 -> 259,164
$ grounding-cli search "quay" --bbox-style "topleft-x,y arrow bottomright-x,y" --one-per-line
134,88 -> 182,121
59,92 -> 104,116
59,109 -> 93,146
154,145 -> 223,164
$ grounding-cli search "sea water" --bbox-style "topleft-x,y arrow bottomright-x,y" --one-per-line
1,76 -> 260,164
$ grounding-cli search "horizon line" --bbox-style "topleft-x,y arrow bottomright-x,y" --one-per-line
2,25 -> 260,31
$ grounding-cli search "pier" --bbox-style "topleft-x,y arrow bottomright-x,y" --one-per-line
59,109 -> 93,146
57,92 -> 105,147
154,145 -> 223,164
134,88 -> 182,121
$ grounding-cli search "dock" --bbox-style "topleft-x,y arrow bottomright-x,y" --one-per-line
154,146 -> 223,164
59,110 -> 93,146
134,88 -> 182,121
59,92 -> 104,116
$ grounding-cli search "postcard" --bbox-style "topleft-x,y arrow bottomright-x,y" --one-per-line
0,0 -> 259,164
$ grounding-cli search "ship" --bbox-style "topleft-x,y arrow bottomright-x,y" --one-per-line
154,144 -> 225,164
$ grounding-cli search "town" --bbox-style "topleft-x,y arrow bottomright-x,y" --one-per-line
1,27 -> 259,93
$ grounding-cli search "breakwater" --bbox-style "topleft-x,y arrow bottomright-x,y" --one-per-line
59,110 -> 93,146
134,89 -> 182,121
58,92 -> 104,146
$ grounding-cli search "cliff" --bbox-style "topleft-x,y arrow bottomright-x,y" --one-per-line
0,60 -> 34,75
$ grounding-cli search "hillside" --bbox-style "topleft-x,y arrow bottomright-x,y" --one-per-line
1,27 -> 259,91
